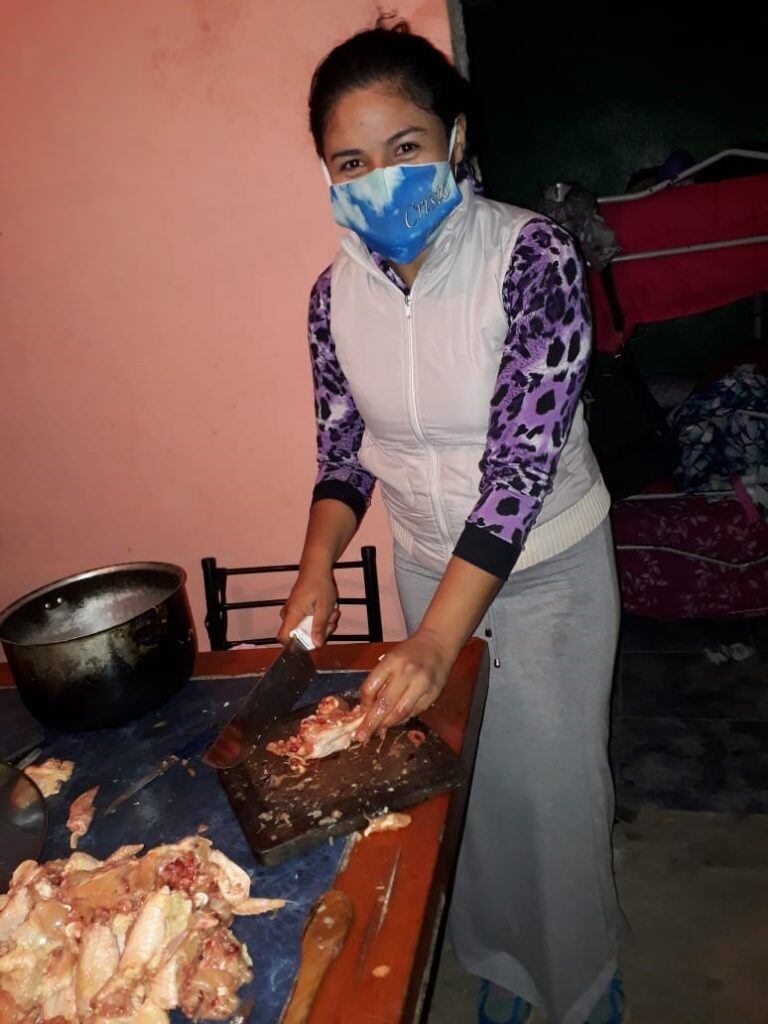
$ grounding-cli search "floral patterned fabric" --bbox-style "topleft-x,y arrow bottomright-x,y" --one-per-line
611,493 -> 768,619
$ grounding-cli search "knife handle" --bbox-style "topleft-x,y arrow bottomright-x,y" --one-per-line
281,890 -> 354,1024
289,615 -> 316,651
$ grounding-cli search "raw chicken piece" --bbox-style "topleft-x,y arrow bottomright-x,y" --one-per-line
66,859 -> 135,915
207,850 -> 286,917
134,999 -> 170,1024
24,757 -> 74,797
363,812 -> 412,836
9,860 -> 40,890
76,922 -> 120,1016
0,886 -> 32,942
147,943 -> 185,1010
41,945 -> 77,1022
11,899 -> 67,957
118,889 -> 191,978
232,897 -> 287,916
179,929 -> 252,1020
209,849 -> 250,906
107,843 -> 145,864
67,785 -> 99,849
0,944 -> 45,1017
267,695 -> 366,765
63,851 -> 102,875
111,911 -> 136,956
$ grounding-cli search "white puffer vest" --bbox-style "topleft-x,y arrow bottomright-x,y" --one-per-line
329,180 -> 610,574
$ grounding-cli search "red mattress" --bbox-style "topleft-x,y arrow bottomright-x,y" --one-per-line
611,492 -> 768,619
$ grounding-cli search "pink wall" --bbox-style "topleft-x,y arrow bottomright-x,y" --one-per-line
0,0 -> 452,649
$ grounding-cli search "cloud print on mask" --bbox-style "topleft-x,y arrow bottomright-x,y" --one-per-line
327,159 -> 461,264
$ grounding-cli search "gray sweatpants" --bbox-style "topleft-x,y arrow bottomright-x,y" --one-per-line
394,521 -> 622,1024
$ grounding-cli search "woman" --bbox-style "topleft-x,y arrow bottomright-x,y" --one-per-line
279,20 -> 625,1024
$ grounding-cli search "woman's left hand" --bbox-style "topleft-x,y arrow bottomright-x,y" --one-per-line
355,631 -> 455,743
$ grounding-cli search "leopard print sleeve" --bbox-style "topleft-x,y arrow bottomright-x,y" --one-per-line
454,219 -> 592,579
308,267 -> 376,522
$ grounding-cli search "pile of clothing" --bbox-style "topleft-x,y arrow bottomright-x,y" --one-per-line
670,363 -> 768,506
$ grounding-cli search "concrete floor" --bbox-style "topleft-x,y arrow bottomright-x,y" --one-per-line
428,809 -> 768,1023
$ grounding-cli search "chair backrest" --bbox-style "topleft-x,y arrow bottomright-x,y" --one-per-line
201,546 -> 383,650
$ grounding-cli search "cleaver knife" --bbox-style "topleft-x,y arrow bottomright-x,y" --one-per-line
203,616 -> 316,771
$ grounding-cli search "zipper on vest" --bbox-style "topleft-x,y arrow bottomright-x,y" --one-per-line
403,293 -> 453,550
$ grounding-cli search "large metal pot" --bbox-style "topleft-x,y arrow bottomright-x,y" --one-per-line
0,562 -> 196,731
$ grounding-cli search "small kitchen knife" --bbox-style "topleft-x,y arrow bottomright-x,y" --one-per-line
203,616 -> 316,771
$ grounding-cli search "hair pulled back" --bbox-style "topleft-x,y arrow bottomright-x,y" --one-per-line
309,15 -> 472,159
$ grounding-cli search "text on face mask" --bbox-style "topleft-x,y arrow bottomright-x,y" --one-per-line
403,181 -> 454,229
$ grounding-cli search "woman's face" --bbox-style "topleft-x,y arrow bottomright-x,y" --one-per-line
322,83 -> 465,184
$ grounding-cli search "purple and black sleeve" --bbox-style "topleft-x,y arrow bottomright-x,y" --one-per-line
453,219 -> 592,579
308,267 -> 376,522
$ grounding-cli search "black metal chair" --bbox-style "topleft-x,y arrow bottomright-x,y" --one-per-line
201,546 -> 383,650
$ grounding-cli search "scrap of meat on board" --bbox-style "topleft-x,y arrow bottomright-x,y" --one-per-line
266,696 -> 366,767
363,812 -> 412,836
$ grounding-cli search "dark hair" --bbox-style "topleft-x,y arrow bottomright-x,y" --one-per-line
309,16 -> 472,159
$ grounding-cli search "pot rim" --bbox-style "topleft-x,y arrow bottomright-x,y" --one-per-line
0,561 -> 188,648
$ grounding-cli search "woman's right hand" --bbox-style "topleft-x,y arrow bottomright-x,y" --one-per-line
278,570 -> 340,649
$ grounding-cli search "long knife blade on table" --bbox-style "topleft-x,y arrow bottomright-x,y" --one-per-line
203,618 -> 316,771
102,725 -> 218,816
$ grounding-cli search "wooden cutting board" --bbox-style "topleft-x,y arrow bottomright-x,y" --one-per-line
218,693 -> 465,865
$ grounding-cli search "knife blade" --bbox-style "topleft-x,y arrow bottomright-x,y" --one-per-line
102,725 -> 218,816
102,758 -> 178,817
355,844 -> 402,976
203,617 -> 316,771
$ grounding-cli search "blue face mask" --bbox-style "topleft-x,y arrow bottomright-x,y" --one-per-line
324,124 -> 461,264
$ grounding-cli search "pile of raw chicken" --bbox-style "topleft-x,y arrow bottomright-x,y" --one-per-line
0,836 -> 284,1023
